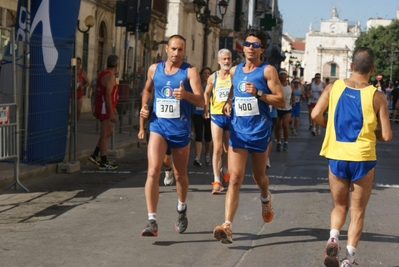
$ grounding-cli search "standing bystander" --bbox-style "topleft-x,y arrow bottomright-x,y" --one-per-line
88,55 -> 119,170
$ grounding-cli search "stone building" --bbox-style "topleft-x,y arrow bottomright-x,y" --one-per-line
303,8 -> 360,83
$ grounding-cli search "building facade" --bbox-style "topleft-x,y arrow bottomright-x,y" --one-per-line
303,8 -> 360,83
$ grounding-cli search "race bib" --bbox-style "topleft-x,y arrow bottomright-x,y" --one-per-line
235,97 -> 259,116
295,95 -> 301,102
156,99 -> 180,118
215,87 -> 230,102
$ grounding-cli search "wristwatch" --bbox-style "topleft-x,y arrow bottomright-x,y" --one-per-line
256,89 -> 263,99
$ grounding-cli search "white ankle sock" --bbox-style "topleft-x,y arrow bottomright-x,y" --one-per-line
346,245 -> 356,263
224,220 -> 232,230
329,229 -> 339,240
148,213 -> 156,221
260,194 -> 270,203
214,176 -> 221,183
177,201 -> 186,211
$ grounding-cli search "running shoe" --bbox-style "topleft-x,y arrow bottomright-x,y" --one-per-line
324,237 -> 339,267
175,205 -> 188,233
340,259 -> 358,267
99,162 -> 119,170
211,181 -> 224,194
261,192 -> 274,223
193,158 -> 202,167
311,128 -> 317,136
164,169 -> 175,186
220,168 -> 230,188
317,126 -> 321,135
283,142 -> 289,151
88,154 -> 100,166
293,129 -> 298,136
276,143 -> 282,152
266,158 -> 271,168
213,222 -> 233,244
205,155 -> 211,166
141,219 -> 158,237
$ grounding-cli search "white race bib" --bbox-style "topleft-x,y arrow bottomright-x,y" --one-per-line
215,87 -> 230,102
235,97 -> 259,116
295,95 -> 301,102
156,99 -> 180,118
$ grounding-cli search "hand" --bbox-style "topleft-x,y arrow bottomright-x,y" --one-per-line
140,104 -> 149,119
110,113 -> 117,123
244,82 -> 257,96
203,110 -> 209,119
173,81 -> 185,100
138,129 -> 145,140
223,100 -> 232,117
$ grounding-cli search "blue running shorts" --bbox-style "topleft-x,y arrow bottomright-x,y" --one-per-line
211,114 -> 230,131
291,103 -> 301,118
150,119 -> 191,149
328,159 -> 377,182
229,127 -> 272,153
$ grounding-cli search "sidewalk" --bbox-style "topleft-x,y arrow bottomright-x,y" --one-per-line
0,110 -> 143,190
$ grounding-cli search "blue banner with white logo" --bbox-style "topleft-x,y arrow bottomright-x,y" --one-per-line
16,0 -> 81,163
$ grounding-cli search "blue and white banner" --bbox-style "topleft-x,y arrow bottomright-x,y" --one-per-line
16,0 -> 81,163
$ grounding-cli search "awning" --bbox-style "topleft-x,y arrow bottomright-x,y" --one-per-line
235,41 -> 243,53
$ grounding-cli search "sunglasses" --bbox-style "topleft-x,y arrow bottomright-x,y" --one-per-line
244,41 -> 263,48
315,76 -> 321,78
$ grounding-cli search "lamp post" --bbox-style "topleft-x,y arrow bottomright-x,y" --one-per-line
382,42 -> 399,87
69,16 -> 94,162
193,0 -> 228,68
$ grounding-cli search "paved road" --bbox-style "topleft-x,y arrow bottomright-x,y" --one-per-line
1,111 -> 398,267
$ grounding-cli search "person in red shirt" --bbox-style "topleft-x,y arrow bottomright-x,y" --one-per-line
88,55 -> 119,170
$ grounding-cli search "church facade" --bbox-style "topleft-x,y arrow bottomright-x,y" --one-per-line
303,8 -> 360,83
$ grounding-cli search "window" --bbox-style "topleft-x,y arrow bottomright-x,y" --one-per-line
330,63 -> 336,77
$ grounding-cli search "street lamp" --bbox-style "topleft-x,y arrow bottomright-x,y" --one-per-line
77,15 -> 95,33
70,15 -> 94,162
193,0 -> 228,67
382,42 -> 399,87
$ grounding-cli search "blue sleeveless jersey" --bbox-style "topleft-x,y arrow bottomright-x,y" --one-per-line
231,62 -> 272,134
150,61 -> 193,136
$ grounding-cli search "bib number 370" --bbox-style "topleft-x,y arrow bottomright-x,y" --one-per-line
156,99 -> 180,118
235,97 -> 259,116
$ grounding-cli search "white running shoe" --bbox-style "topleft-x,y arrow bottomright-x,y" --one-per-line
340,259 -> 356,267
267,158 -> 271,168
164,169 -> 175,186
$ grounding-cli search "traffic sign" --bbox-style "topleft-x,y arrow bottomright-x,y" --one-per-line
376,73 -> 382,81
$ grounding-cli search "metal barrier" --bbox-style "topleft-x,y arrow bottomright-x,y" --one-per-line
0,104 -> 29,192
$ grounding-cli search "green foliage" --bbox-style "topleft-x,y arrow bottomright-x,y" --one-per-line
355,20 -> 399,85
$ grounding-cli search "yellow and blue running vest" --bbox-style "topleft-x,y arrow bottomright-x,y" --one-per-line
210,72 -> 232,114
320,80 -> 377,161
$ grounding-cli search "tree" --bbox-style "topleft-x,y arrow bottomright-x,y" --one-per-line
355,20 -> 399,86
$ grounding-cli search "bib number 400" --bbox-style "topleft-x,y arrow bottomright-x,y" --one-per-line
238,103 -> 252,111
